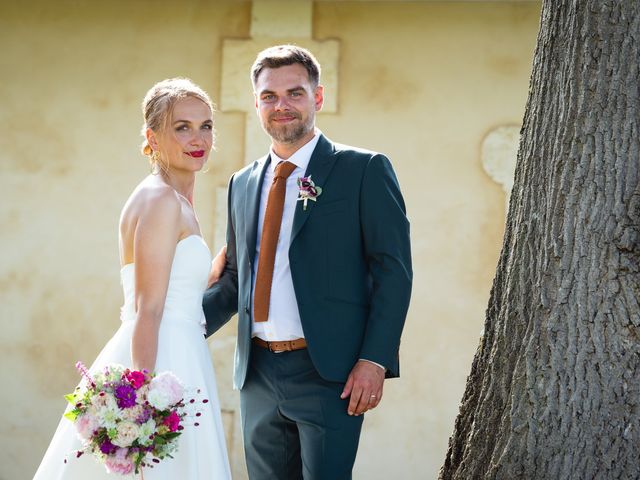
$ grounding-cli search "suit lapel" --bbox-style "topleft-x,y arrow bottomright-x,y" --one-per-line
244,156 -> 271,266
290,135 -> 337,245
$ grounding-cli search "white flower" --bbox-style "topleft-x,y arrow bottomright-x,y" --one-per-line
147,372 -> 184,410
147,389 -> 171,411
91,392 -> 118,410
121,404 -> 144,423
112,421 -> 141,448
96,403 -> 121,430
137,419 -> 156,446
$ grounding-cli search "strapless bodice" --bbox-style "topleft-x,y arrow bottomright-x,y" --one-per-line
120,235 -> 211,332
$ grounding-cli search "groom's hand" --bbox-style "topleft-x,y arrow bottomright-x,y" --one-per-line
207,245 -> 227,288
341,360 -> 385,416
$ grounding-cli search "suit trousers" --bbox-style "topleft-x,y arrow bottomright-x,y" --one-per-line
241,343 -> 364,480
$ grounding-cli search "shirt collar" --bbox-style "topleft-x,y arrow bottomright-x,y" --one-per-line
268,129 -> 321,173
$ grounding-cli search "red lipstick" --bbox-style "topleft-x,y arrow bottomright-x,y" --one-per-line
186,150 -> 205,158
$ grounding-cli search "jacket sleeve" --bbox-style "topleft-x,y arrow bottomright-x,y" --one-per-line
203,175 -> 239,337
358,154 -> 412,377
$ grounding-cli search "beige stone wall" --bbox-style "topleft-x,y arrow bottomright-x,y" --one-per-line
0,1 -> 540,479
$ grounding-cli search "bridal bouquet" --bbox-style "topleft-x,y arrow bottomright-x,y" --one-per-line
64,362 -> 205,475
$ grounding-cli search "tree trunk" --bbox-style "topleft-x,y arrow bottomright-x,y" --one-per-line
440,2 -> 640,479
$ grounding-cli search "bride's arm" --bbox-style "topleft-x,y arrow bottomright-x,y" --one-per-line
130,191 -> 181,373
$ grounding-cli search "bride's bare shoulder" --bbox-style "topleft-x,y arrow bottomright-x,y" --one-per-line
118,177 -> 183,264
124,176 -> 180,211
119,176 -> 182,233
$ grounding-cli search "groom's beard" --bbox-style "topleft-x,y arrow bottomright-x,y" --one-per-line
264,111 -> 315,144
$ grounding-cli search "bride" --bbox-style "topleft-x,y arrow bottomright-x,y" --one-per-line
33,78 -> 232,479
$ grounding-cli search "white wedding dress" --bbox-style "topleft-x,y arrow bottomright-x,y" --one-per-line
34,235 -> 231,479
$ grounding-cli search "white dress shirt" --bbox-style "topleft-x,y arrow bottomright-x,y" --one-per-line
251,132 -> 321,341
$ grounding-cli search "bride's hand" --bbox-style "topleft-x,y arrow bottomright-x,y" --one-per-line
207,245 -> 227,287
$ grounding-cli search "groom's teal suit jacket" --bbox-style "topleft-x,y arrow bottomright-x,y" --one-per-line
203,135 -> 412,390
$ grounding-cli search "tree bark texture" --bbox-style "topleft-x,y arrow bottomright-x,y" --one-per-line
441,2 -> 639,479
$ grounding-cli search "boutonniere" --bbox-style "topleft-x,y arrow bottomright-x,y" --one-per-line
297,175 -> 323,211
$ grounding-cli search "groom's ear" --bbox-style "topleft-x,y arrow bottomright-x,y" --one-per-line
254,92 -> 258,110
314,85 -> 324,112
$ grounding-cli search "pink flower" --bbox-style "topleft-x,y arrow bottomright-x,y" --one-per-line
75,412 -> 99,440
147,372 -> 184,410
125,370 -> 146,389
163,411 -> 181,432
75,361 -> 95,388
104,447 -> 134,475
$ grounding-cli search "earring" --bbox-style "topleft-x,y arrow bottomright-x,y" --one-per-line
150,150 -> 162,175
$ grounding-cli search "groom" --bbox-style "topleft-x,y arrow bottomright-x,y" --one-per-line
203,45 -> 412,479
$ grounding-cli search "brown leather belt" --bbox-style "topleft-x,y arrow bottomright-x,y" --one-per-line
252,337 -> 307,353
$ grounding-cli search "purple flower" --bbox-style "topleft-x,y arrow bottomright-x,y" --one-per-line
114,384 -> 137,409
136,407 -> 151,424
100,438 -> 118,455
296,175 -> 323,211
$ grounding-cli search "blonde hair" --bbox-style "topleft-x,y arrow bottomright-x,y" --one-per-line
140,78 -> 214,171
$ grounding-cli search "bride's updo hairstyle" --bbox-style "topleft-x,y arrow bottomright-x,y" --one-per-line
140,78 -> 214,173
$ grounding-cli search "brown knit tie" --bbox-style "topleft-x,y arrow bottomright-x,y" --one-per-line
254,160 -> 297,322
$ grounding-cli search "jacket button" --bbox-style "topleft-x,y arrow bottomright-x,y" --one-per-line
245,306 -> 250,314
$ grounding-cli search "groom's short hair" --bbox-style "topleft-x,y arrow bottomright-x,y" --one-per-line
251,45 -> 321,88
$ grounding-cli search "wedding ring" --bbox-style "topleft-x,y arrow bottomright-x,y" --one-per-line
370,394 -> 377,398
